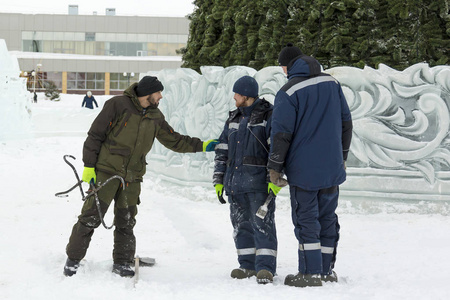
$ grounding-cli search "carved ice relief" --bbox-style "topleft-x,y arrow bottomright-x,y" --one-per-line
329,64 -> 450,184
143,63 -> 450,199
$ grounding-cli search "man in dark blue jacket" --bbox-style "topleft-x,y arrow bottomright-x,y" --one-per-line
214,76 -> 280,284
82,91 -> 98,109
268,44 -> 353,287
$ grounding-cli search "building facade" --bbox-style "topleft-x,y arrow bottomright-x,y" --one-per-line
0,12 -> 189,94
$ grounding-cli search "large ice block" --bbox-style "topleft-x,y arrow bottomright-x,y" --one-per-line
0,39 -> 32,141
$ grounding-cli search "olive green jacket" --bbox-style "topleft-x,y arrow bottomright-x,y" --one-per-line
83,83 -> 203,182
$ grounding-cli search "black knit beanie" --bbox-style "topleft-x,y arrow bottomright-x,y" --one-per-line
135,76 -> 164,97
278,43 -> 303,66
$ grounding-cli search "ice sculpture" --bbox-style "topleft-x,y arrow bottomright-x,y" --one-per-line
143,63 -> 450,201
0,39 -> 32,141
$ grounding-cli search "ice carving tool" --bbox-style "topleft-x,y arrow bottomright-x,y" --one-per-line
256,190 -> 275,219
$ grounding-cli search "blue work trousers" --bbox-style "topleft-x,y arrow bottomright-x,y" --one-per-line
229,192 -> 278,274
289,185 -> 340,275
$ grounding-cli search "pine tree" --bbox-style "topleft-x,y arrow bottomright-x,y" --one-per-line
244,2 -> 264,69
433,0 -> 450,65
408,0 -> 449,66
253,1 -> 274,69
302,0 -> 330,67
350,0 -> 382,68
370,0 -> 393,68
314,0 -> 359,68
197,0 -> 222,66
220,6 -> 237,67
254,0 -> 289,69
208,1 -> 234,66
182,0 -> 211,71
227,0 -> 249,66
182,0 -> 449,70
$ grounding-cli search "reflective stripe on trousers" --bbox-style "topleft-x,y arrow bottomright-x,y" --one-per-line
237,248 -> 277,257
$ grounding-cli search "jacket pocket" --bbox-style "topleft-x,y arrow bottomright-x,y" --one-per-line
98,146 -> 131,174
242,156 -> 268,191
109,148 -> 131,156
113,113 -> 131,137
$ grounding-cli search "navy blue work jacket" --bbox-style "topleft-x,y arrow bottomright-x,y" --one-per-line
214,98 -> 273,195
268,56 -> 353,190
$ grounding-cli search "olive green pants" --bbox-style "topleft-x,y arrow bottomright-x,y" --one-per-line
66,171 -> 140,264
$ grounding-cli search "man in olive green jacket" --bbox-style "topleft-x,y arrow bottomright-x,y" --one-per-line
64,76 -> 218,278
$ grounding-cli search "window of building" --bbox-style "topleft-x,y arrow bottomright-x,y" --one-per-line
22,40 -> 34,52
21,31 -> 187,56
87,73 -> 105,90
67,72 -> 106,91
85,32 -> 96,41
110,72 -> 138,91
46,72 -> 62,89
42,41 -> 54,53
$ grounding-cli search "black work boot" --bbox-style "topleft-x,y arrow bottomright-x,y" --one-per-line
321,270 -> 338,282
230,268 -> 257,279
112,263 -> 135,277
63,258 -> 80,277
256,269 -> 274,284
284,272 -> 322,287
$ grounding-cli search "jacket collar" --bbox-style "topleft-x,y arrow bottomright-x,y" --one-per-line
239,98 -> 260,116
229,98 -> 272,123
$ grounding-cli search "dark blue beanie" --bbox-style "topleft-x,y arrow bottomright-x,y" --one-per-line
232,76 -> 259,98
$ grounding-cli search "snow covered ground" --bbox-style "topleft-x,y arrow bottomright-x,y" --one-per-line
1,94 -> 450,300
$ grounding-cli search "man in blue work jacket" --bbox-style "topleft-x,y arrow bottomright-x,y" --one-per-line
214,76 -> 280,284
268,44 -> 353,287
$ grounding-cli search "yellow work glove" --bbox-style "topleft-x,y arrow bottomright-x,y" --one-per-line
82,167 -> 96,184
268,182 -> 282,196
203,139 -> 219,152
215,184 -> 226,204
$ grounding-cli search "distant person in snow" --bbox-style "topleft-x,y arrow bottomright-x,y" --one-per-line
268,43 -> 353,287
63,76 -> 219,278
81,91 -> 98,109
33,92 -> 37,103
213,76 -> 279,284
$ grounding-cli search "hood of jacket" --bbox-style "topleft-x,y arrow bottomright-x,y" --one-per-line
287,55 -> 323,80
124,83 -> 146,112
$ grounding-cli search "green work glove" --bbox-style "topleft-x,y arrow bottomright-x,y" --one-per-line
268,182 -> 282,196
215,184 -> 226,204
82,167 -> 96,184
203,139 -> 219,152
